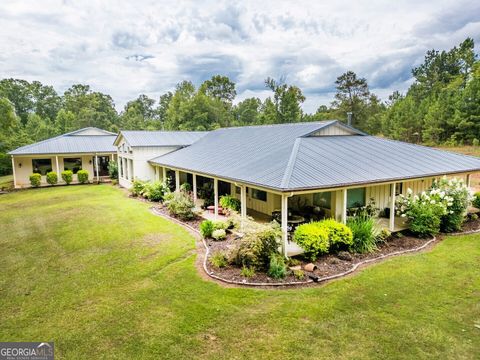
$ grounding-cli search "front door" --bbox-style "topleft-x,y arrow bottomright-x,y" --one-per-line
94,156 -> 110,177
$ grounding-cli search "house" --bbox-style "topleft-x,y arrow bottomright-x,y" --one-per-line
9,127 -> 117,188
147,120 -> 480,255
113,130 -> 207,188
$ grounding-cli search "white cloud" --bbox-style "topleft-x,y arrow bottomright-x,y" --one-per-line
0,0 -> 478,113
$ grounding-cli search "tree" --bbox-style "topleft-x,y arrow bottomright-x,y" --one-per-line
233,98 -> 261,125
264,77 -> 305,123
156,92 -> 173,129
200,75 -> 236,103
119,94 -> 157,130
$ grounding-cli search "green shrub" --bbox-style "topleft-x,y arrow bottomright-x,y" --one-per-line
61,170 -> 73,185
317,218 -> 353,252
180,182 -> 192,192
407,202 -> 443,237
293,223 -> 329,261
143,181 -> 169,202
234,227 -> 280,270
213,221 -> 228,230
46,171 -> 58,185
200,220 -> 215,238
111,179 -> 118,186
77,169 -> 89,184
347,215 -> 382,253
220,194 -> 241,212
267,254 -> 287,279
29,173 -> 41,187
293,269 -> 305,280
473,192 -> 480,209
473,138 -> 479,147
108,160 -> 118,179
209,251 -> 228,268
164,191 -> 196,221
240,266 -> 255,278
130,179 -> 146,197
212,229 -> 226,241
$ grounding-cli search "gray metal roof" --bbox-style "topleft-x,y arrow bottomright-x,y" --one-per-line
115,130 -> 207,147
150,121 -> 480,191
9,127 -> 117,155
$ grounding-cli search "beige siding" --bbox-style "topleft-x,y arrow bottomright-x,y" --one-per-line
310,124 -> 356,136
230,183 -> 281,215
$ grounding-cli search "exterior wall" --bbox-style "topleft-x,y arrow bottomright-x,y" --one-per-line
12,153 -> 109,188
230,183 -> 281,215
116,136 -> 181,188
309,124 -> 357,136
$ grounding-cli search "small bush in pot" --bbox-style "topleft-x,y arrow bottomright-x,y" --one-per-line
293,223 -> 329,261
220,194 -> 241,213
29,173 -> 41,187
46,171 -> 58,185
212,229 -> 227,241
61,170 -> 73,184
77,169 -> 89,184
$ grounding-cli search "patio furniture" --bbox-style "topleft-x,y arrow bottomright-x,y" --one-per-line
206,205 -> 224,215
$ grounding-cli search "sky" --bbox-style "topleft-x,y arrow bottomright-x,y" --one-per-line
0,0 -> 479,113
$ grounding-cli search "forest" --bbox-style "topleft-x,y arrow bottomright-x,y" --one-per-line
0,38 -> 479,175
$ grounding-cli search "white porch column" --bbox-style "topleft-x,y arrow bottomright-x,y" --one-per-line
240,185 -> 247,218
55,156 -> 60,174
389,183 -> 396,232
154,166 -> 159,181
95,154 -> 99,182
175,170 -> 180,192
281,194 -> 289,257
214,178 -> 219,220
162,167 -> 167,182
193,174 -> 197,202
341,188 -> 347,224
11,156 -> 17,188
466,174 -> 471,188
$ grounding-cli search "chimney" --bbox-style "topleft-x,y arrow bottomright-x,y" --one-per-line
347,112 -> 353,126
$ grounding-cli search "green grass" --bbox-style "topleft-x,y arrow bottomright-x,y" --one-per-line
1,185 -> 479,359
0,174 -> 13,190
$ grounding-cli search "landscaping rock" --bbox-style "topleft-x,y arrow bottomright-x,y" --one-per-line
289,265 -> 301,271
337,251 -> 353,261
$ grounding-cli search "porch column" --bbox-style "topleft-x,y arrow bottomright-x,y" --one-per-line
240,185 -> 247,231
55,156 -> 60,174
466,174 -> 471,188
11,156 -> 16,188
162,167 -> 167,182
389,183 -> 396,232
154,166 -> 159,181
214,178 -> 219,220
175,170 -> 180,192
95,154 -> 99,182
281,194 -> 289,257
341,188 -> 347,224
192,174 -> 197,202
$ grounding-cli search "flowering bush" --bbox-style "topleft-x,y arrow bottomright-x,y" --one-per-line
396,177 -> 471,236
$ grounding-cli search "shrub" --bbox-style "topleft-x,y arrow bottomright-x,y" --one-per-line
46,171 -> 58,185
61,170 -> 73,185
198,182 -> 214,207
347,215 -> 381,253
164,191 -> 196,220
219,194 -> 241,212
234,227 -> 280,270
240,266 -> 255,278
143,181 -> 169,202
316,218 -> 353,252
473,138 -> 479,147
29,173 -> 41,187
293,223 -> 329,261
268,254 -> 287,279
213,221 -> 228,230
130,179 -> 146,197
108,160 -> 118,179
200,220 -> 215,238
111,179 -> 118,186
212,229 -> 227,241
473,192 -> 480,209
405,202 -> 443,237
293,269 -> 305,280
209,251 -> 228,268
180,182 -> 192,192
77,169 -> 89,184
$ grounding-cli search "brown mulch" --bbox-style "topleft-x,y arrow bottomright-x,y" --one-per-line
458,216 -> 480,232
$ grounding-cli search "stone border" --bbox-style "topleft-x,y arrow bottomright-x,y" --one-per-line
149,207 -> 480,287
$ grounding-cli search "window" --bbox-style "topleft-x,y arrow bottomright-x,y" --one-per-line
347,188 -> 366,208
64,158 -> 82,174
251,188 -> 267,202
394,182 -> 403,196
313,192 -> 331,209
32,159 -> 52,175
235,186 -> 241,194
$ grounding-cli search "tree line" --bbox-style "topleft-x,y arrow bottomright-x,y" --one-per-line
1,38 -> 478,175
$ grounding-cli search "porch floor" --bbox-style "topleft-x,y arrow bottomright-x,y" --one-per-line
375,216 -> 408,233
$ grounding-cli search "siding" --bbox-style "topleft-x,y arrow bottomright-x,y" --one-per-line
310,124 -> 357,136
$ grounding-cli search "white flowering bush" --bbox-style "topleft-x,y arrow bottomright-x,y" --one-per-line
396,177 -> 471,236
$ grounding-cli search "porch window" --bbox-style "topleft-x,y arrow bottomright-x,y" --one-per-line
32,159 -> 52,175
64,158 -> 82,174
251,188 -> 267,202
313,192 -> 331,209
392,182 -> 403,196
347,187 -> 366,208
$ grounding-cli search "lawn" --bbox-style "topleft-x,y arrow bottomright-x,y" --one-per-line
0,185 -> 479,359
0,174 -> 13,190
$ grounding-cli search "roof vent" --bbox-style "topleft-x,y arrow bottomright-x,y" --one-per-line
347,112 -> 353,126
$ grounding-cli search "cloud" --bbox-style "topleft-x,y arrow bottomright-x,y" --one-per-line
0,0 -> 478,114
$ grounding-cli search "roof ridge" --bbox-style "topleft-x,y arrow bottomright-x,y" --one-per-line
216,120 -> 337,131
280,138 -> 302,188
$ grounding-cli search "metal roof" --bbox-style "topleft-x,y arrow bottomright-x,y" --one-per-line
9,127 -> 117,155
114,130 -> 207,147
150,121 -> 480,191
